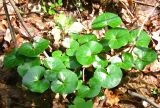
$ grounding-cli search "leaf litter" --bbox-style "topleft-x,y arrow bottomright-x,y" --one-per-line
0,0 -> 160,108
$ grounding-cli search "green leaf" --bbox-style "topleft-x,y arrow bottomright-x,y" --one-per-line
92,12 -> 122,29
27,79 -> 50,93
105,28 -> 130,49
76,45 -> 95,66
77,78 -> 101,98
18,38 -> 49,57
51,69 -> 78,94
64,56 -> 81,69
78,34 -> 97,44
3,49 -> 24,68
52,50 -> 62,58
93,55 -> 108,68
43,57 -> 66,70
62,38 -> 79,49
99,38 -> 110,52
133,46 -> 157,70
44,70 -> 59,81
85,41 -> 103,54
94,64 -> 123,89
17,58 -> 41,77
130,29 -> 151,47
22,66 -> 49,93
134,58 -> 148,70
69,97 -> 93,108
120,52 -> 134,70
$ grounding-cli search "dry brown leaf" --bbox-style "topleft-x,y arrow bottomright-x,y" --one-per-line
104,89 -> 120,106
4,28 -> 12,43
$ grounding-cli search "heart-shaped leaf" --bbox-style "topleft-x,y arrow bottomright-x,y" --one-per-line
94,64 -> 122,88
76,45 -> 95,66
69,97 -> 93,108
120,52 -> 134,70
18,38 -> 49,57
130,29 -> 151,47
92,12 -> 122,29
52,50 -> 62,58
93,55 -> 108,68
133,46 -> 157,70
17,58 -> 41,77
85,41 -> 103,54
43,57 -> 66,70
62,38 -> 79,49
51,69 -> 78,94
22,66 -> 49,93
99,38 -> 111,52
64,56 -> 81,69
78,34 -> 97,44
77,78 -> 101,98
105,28 -> 130,49
3,49 -> 24,68
44,70 -> 59,81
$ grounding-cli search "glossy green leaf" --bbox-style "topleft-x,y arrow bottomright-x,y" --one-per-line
62,38 -> 79,49
18,38 -> 49,57
51,69 -> 78,94
130,29 -> 151,47
99,38 -> 110,52
85,41 -> 103,54
77,78 -> 101,98
120,52 -> 134,70
105,28 -> 130,49
44,70 -> 59,81
92,12 -> 122,29
69,97 -> 93,108
27,79 -> 49,93
3,49 -> 24,68
64,56 -> 81,69
22,66 -> 49,93
78,34 -> 97,44
52,50 -> 62,58
17,58 -> 41,77
93,55 -> 108,68
94,64 -> 123,88
43,57 -> 66,70
133,46 -> 157,70
76,45 -> 95,66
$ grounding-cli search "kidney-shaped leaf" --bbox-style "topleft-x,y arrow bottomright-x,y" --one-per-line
3,49 -> 24,68
85,41 -> 103,54
133,46 -> 157,63
130,29 -> 151,47
133,46 -> 157,70
17,58 -> 41,77
78,34 -> 97,44
94,64 -> 122,89
18,38 -> 49,57
43,57 -> 66,70
22,66 -> 49,93
51,69 -> 78,94
92,12 -> 122,29
105,28 -> 130,49
76,45 -> 95,66
120,52 -> 134,70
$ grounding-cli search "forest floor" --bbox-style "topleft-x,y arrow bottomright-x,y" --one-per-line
0,0 -> 160,108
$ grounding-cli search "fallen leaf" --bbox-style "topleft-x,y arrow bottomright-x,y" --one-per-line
4,28 -> 12,43
104,89 -> 120,106
152,30 -> 160,50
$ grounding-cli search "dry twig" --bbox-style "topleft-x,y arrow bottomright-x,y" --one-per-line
128,90 -> 160,108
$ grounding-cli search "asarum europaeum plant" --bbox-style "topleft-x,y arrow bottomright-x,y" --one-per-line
3,12 -> 157,107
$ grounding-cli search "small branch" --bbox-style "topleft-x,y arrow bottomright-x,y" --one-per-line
134,0 -> 160,8
3,0 -> 17,47
128,90 -> 160,108
82,68 -> 85,81
9,0 -> 32,38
